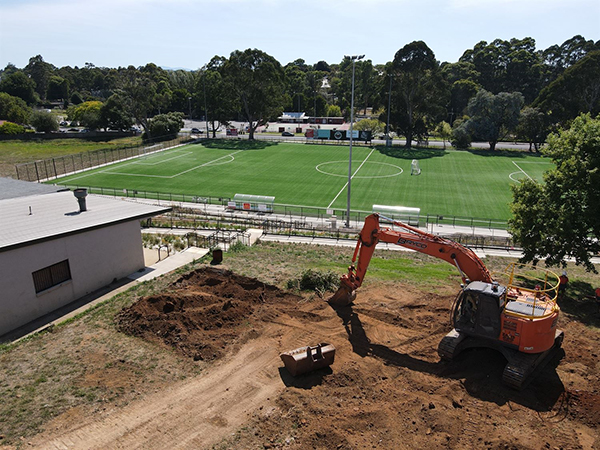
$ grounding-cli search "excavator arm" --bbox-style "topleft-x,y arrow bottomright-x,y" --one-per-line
329,214 -> 493,306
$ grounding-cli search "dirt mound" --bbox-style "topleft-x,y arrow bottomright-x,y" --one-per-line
117,267 -> 300,362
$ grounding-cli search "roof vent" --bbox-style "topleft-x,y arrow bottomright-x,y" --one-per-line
73,188 -> 88,212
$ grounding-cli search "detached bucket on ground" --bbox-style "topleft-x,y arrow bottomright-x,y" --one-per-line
280,343 -> 336,376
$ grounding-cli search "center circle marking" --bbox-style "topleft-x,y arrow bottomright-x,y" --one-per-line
316,160 -> 404,179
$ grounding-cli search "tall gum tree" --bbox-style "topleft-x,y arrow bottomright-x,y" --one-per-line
222,49 -> 285,140
388,41 -> 447,147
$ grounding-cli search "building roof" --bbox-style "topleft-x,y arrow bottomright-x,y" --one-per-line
279,112 -> 307,120
0,177 -> 68,200
0,190 -> 171,252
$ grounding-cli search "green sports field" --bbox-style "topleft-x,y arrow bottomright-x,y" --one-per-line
51,140 -> 553,221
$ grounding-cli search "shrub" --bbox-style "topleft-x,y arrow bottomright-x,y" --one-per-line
143,112 -> 184,143
450,122 -> 472,149
29,110 -> 58,133
287,269 -> 339,295
228,240 -> 246,253
0,121 -> 25,135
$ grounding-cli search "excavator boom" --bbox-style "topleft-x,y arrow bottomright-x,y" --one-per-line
329,214 -> 492,306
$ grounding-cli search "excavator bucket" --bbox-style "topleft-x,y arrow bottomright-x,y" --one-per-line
328,284 -> 356,307
280,343 -> 336,377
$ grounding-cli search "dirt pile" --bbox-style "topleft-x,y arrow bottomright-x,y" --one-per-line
117,267 -> 301,362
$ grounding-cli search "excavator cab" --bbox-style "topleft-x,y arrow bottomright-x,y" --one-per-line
452,281 -> 505,340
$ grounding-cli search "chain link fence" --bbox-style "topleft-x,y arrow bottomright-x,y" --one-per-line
15,136 -> 194,182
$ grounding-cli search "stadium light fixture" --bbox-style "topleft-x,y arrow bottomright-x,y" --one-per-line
345,54 -> 365,228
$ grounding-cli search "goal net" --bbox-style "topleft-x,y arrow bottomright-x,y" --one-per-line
411,159 -> 421,176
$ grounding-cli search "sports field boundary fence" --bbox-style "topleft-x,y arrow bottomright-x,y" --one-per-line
141,207 -> 516,251
52,183 -> 514,248
14,135 -> 195,182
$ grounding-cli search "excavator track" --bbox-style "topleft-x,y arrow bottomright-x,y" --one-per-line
502,330 -> 564,390
437,329 -> 467,360
438,329 -> 564,390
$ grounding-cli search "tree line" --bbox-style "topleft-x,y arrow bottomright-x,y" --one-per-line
0,35 -> 599,146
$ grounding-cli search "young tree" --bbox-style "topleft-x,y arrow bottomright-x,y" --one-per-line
29,110 -> 58,132
354,118 -> 384,135
144,112 -> 184,142
435,121 -> 452,149
465,90 -> 524,150
222,49 -> 286,140
326,105 -> 341,117
516,107 -> 548,151
509,113 -> 600,272
69,101 -> 103,130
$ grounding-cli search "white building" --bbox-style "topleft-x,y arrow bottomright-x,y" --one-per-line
0,179 -> 170,337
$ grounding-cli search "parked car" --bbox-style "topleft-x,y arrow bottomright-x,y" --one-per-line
281,131 -> 294,137
191,127 -> 203,134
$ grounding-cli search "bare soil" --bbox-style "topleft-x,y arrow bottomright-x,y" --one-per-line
20,267 -> 600,449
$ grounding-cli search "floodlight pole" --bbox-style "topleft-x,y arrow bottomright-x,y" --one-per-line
345,54 -> 364,228
203,69 -> 209,136
386,73 -> 394,147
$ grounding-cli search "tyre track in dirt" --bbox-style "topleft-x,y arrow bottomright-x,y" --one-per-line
30,334 -> 285,450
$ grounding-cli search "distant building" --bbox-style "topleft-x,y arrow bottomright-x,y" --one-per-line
277,112 -> 344,125
0,178 -> 170,337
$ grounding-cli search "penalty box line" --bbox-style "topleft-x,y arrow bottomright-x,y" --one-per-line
63,150 -> 242,183
327,148 -> 376,209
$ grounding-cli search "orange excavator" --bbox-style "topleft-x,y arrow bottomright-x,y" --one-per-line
329,214 -> 564,389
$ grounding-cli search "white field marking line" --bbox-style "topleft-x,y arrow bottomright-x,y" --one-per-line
327,148 -> 376,209
509,172 -> 523,183
133,151 -> 193,166
512,161 -> 535,182
64,151 -> 241,181
108,151 -> 241,178
49,142 -> 190,184
316,160 -> 403,179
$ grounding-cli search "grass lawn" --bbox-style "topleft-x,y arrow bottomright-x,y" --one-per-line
0,137 -> 142,178
50,140 -> 553,221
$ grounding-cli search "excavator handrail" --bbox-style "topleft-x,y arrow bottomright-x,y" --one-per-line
496,262 -> 560,320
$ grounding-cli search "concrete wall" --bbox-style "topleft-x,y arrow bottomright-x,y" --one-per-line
0,220 -> 144,336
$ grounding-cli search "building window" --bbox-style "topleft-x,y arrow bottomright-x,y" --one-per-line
32,260 -> 72,293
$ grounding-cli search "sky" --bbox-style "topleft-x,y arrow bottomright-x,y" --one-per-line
0,0 -> 599,70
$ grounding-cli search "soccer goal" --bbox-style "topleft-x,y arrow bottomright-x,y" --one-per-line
411,159 -> 421,176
